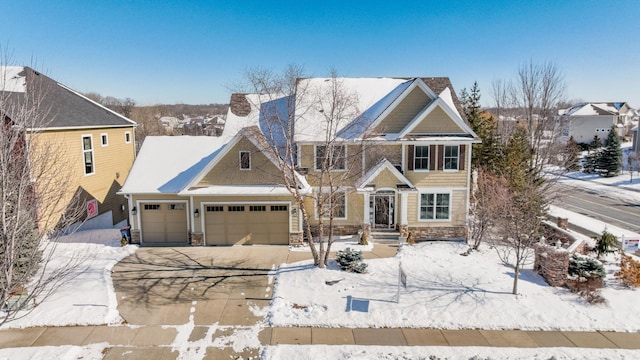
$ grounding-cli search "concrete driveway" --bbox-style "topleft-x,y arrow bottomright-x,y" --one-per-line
112,246 -> 290,327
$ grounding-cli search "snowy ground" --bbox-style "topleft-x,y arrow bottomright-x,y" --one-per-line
263,345 -> 640,360
268,241 -> 640,331
1,229 -> 137,329
2,158 -> 640,359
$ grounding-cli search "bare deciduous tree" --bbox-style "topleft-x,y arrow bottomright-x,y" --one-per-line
1,60 -> 84,325
511,61 -> 566,171
129,105 -> 167,150
242,66 -> 364,268
492,177 -> 545,295
467,169 -> 507,250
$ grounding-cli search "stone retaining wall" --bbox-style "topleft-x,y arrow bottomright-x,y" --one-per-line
534,244 -> 569,287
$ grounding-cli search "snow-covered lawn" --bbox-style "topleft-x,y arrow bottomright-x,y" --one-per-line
1,228 -> 137,329
268,241 -> 640,332
263,345 -> 640,360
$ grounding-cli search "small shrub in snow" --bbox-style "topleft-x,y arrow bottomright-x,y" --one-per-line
594,230 -> 617,259
336,247 -> 368,274
568,254 -> 605,280
567,254 -> 606,305
615,254 -> 640,288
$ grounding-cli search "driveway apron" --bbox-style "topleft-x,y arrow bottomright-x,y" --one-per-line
111,246 -> 290,326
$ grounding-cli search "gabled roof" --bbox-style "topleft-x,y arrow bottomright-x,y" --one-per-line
355,158 -> 414,191
225,93 -> 292,159
395,94 -> 477,140
563,102 -> 634,117
293,77 -> 471,142
120,125 -> 311,196
1,66 -> 136,129
119,136 -> 229,194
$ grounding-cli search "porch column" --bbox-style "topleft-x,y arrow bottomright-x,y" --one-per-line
400,192 -> 408,225
363,192 -> 370,224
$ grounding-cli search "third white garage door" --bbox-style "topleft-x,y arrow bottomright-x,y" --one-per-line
204,204 -> 289,245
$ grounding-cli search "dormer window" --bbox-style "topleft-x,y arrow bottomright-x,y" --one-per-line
240,151 -> 251,170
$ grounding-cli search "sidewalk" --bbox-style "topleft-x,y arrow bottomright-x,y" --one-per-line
1,324 -> 639,350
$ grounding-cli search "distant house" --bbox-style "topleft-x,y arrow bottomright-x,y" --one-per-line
120,77 -> 479,246
557,102 -> 637,144
0,66 -> 137,231
632,125 -> 639,153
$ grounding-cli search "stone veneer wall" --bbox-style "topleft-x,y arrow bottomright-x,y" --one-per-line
308,224 -> 362,236
130,230 -> 141,245
289,232 -> 303,245
534,244 -> 569,287
406,226 -> 467,240
190,232 -> 204,246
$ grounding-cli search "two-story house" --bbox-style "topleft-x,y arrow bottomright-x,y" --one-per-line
119,77 -> 479,245
1,66 -> 137,231
557,102 -> 637,144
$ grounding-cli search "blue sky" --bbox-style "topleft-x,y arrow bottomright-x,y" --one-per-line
2,1 -> 638,107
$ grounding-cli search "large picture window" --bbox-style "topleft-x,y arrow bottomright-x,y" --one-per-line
318,190 -> 347,219
315,145 -> 346,171
414,145 -> 430,170
444,145 -> 459,170
82,135 -> 94,175
419,193 -> 450,220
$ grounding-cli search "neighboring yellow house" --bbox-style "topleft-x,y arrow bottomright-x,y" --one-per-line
120,77 -> 479,246
1,66 -> 136,231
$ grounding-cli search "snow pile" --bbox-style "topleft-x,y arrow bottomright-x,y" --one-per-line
1,228 -> 137,329
268,241 -> 640,331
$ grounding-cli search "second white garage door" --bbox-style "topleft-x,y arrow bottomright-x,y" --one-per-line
204,204 -> 289,245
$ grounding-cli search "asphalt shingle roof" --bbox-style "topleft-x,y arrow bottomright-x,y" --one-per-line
2,67 -> 135,129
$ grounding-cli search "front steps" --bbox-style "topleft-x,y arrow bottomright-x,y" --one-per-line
370,231 -> 402,244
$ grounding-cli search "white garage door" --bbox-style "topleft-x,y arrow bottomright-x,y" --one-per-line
140,202 -> 188,244
204,204 -> 289,245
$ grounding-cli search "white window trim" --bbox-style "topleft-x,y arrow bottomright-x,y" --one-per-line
443,144 -> 460,172
239,151 -> 251,170
313,187 -> 348,220
413,145 -> 430,172
314,144 -> 347,172
417,189 -> 452,222
100,133 -> 108,147
125,131 -> 132,144
81,134 -> 95,176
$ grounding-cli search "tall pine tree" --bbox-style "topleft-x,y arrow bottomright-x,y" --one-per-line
459,82 -> 502,170
598,126 -> 622,177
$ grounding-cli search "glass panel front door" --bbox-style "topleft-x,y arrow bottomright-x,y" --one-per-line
371,192 -> 395,229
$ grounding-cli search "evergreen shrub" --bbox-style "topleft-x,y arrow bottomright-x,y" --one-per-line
336,247 -> 368,273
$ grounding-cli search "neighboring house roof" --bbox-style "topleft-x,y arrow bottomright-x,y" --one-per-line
562,102 -> 633,117
0,66 -> 136,130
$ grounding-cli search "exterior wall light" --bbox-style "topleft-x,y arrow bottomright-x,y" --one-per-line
194,208 -> 200,218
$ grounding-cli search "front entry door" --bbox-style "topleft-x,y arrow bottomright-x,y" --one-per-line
371,192 -> 395,229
